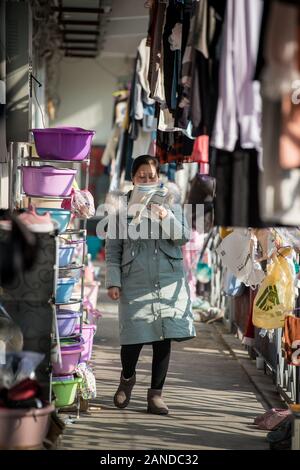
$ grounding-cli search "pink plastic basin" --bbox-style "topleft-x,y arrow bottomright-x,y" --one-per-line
0,403 -> 54,449
22,166 -> 77,197
74,324 -> 96,362
31,127 -> 95,161
52,345 -> 83,376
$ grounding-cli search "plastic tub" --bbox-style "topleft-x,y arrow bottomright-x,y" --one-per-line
52,377 -> 82,407
22,166 -> 77,197
60,337 -> 84,350
31,127 -> 95,161
59,245 -> 75,267
36,208 -> 71,233
0,403 -> 54,449
52,344 -> 83,375
74,324 -> 96,362
57,310 -> 82,337
56,278 -> 76,304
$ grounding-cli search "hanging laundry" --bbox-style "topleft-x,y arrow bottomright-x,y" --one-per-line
134,38 -> 155,121
147,0 -> 169,100
211,0 -> 263,153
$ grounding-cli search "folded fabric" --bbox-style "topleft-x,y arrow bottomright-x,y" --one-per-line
254,408 -> 292,430
75,363 -> 97,400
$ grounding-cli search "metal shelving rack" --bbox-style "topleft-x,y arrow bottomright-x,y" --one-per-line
11,142 -> 91,417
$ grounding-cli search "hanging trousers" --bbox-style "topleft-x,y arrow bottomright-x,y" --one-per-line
121,339 -> 171,390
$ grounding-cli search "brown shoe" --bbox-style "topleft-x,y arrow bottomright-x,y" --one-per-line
113,373 -> 136,409
147,389 -> 169,415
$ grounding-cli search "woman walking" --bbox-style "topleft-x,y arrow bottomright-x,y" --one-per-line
105,155 -> 196,415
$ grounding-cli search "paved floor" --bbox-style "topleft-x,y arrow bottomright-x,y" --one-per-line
58,286 -> 273,450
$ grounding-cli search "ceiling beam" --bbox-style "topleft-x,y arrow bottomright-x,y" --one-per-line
62,30 -> 100,36
53,7 -> 108,14
63,39 -> 98,44
65,52 -> 97,58
61,46 -> 98,52
60,20 -> 99,26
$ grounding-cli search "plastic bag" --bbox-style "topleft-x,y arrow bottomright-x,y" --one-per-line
216,229 -> 265,287
222,267 -> 245,297
0,351 -> 44,389
253,251 -> 295,329
62,189 -> 95,219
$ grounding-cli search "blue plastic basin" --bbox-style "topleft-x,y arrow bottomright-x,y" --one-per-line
36,208 -> 71,233
56,278 -> 76,303
59,245 -> 75,267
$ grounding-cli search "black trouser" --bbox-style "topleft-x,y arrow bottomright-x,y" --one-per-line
121,339 -> 171,390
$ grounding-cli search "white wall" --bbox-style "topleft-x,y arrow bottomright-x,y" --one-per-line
53,57 -> 133,145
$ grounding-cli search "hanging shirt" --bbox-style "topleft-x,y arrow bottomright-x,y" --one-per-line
211,0 -> 263,153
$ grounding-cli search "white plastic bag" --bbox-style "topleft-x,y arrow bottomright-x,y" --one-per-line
216,229 -> 265,287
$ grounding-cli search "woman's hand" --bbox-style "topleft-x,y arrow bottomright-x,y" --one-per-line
107,286 -> 121,300
148,204 -> 169,220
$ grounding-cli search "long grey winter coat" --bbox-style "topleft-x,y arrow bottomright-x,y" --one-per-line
105,199 -> 196,345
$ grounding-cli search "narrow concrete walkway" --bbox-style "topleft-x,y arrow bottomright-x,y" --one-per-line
57,285 -> 276,450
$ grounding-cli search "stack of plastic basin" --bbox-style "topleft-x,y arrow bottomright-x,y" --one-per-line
59,245 -> 75,267
74,324 -> 96,362
57,310 -> 82,337
56,278 -> 76,303
52,338 -> 83,375
22,166 -> 77,197
31,127 -> 95,161
36,208 -> 71,233
51,376 -> 82,408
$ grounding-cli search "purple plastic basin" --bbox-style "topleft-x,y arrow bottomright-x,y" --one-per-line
22,166 -> 77,197
52,345 -> 83,376
60,337 -> 84,351
57,311 -> 82,337
74,324 -> 96,362
31,127 -> 95,161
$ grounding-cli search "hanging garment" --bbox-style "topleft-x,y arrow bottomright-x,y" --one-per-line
182,229 -> 205,301
0,105 -> 7,163
211,0 -> 263,152
242,288 -> 257,347
101,125 -> 121,166
109,129 -> 125,192
136,38 -> 155,108
158,107 -> 182,131
260,97 -> 300,226
210,146 -> 263,227
147,0 -> 169,100
261,1 -> 300,101
131,128 -> 153,160
163,1 -> 182,114
175,161 -> 198,203
176,16 -> 194,129
134,38 -> 155,120
279,93 -> 300,170
191,135 -> 209,163
188,0 -> 226,137
143,104 -> 157,132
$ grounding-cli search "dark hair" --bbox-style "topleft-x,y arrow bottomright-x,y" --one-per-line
131,155 -> 160,179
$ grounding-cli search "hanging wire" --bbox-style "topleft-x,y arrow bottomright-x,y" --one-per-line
33,81 -> 46,128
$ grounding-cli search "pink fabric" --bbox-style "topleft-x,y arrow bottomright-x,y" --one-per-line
191,135 -> 209,163
254,408 -> 291,430
182,230 -> 205,300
